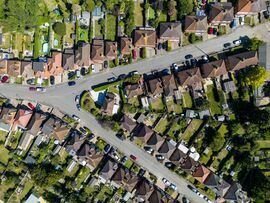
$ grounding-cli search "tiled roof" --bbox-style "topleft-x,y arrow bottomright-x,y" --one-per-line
159,22 -> 181,40
184,16 -> 207,33
193,164 -> 211,183
208,2 -> 234,24
120,37 -> 133,55
201,60 -> 227,78
225,51 -> 258,71
105,41 -> 117,60
146,78 -> 164,97
161,74 -> 177,97
91,39 -> 105,64
133,123 -> 154,143
121,115 -> 137,133
134,29 -> 156,48
176,67 -> 202,89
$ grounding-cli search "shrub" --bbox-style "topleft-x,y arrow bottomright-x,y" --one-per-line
53,22 -> 66,36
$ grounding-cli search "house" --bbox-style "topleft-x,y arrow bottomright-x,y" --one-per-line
105,41 -> 118,60
133,29 -> 157,48
133,124 -> 154,144
124,83 -> 144,99
7,59 -> 22,77
169,148 -> 187,166
176,67 -> 203,90
235,0 -> 268,16
222,80 -> 237,93
62,49 -> 75,70
101,92 -> 117,116
0,107 -> 17,132
208,2 -> 234,25
184,16 -> 208,36
120,37 -> 133,56
159,22 -> 181,44
146,133 -> 164,151
26,113 -> 47,136
0,59 -> 8,75
64,131 -> 86,156
91,39 -> 105,64
17,132 -> 34,151
225,51 -> 258,71
180,156 -> 198,174
158,140 -> 175,159
12,109 -> 33,131
111,167 -> 139,192
121,115 -> 137,133
98,159 -> 118,183
148,188 -> 174,203
146,78 -> 164,98
46,51 -> 64,78
135,179 -> 155,202
192,164 -> 211,183
161,74 -> 177,100
75,42 -> 91,68
33,61 -> 46,78
222,182 -> 250,202
200,60 -> 227,79
76,142 -> 104,169
25,193 -> 46,203
21,61 -> 34,79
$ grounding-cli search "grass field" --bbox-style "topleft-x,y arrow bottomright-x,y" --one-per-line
181,119 -> 203,142
75,166 -> 91,189
124,159 -> 134,169
206,85 -> 223,115
0,130 -> 8,142
166,100 -> 182,113
154,116 -> 169,134
0,145 -> 10,165
134,2 -> 143,26
7,131 -> 23,150
151,97 -> 165,111
183,92 -> 193,108
106,14 -> 116,41
78,27 -> 89,42
256,140 -> 270,149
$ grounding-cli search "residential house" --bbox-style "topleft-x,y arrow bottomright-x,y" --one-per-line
208,2 -> 234,25
184,16 -> 208,36
146,78 -> 164,98
135,179 -> 155,202
77,142 -> 104,169
33,61 -> 46,78
235,0 -> 268,17
148,188 -> 174,203
98,159 -> 118,183
159,22 -> 181,43
26,113 -> 47,136
222,182 -> 250,202
146,133 -> 164,151
64,131 -> 86,156
25,194 -> 46,203
192,164 -> 211,183
201,60 -> 228,79
111,167 -> 139,192
180,156 -> 198,174
133,29 -> 157,48
105,41 -> 118,61
12,109 -> 33,131
21,61 -> 34,79
133,123 -> 154,144
46,51 -> 64,80
169,148 -> 187,166
161,74 -> 177,100
74,42 -> 91,68
0,107 -> 17,132
176,67 -> 203,90
17,132 -> 34,151
158,140 -> 175,159
7,59 -> 21,78
101,92 -> 117,116
121,115 -> 137,133
124,82 -> 144,99
225,51 -> 258,71
62,49 -> 75,70
120,37 -> 133,56
91,39 -> 105,64
0,59 -> 7,75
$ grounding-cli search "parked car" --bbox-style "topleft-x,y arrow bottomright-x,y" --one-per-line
202,55 -> 209,63
187,185 -> 198,193
104,61 -> 108,69
68,71 -> 75,79
88,134 -> 95,140
29,87 -> 36,91
132,50 -> 137,59
190,58 -> 197,67
81,67 -> 86,76
36,87 -> 46,92
165,162 -> 173,169
26,78 -> 35,85
170,183 -> 177,191
104,144 -> 112,154
79,127 -> 87,135
208,27 -> 213,35
76,104 -> 81,110
118,74 -> 126,80
185,60 -> 191,67
121,156 -> 128,164
162,178 -> 171,186
68,81 -> 76,86
138,168 -> 146,177
27,103 -> 35,110
72,114 -> 80,122
76,69 -> 81,78
185,54 -> 193,59
223,42 -> 231,49
107,77 -> 116,82
158,43 -> 162,50
1,76 -> 9,83
116,133 -> 125,141
172,63 -> 178,71
233,39 -> 241,45
49,76 -> 55,85
144,146 -> 153,154
213,28 -> 218,35
130,154 -> 137,160
75,95 -> 80,103
156,154 -> 165,160
130,71 -> 139,76
162,68 -> 170,75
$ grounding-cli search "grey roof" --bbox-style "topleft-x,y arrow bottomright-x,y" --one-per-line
199,109 -> 210,119
223,182 -> 243,201
259,42 -> 270,80
0,122 -> 10,132
99,159 -> 118,180
24,155 -> 36,164
223,80 -> 236,93
159,22 -> 181,40
32,62 -> 45,72
185,110 -> 197,118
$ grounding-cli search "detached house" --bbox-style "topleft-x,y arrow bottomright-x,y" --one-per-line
101,92 -> 117,116
208,2 -> 234,25
0,107 -> 17,132
176,67 -> 203,90
99,159 -> 118,183
105,41 -> 118,60
135,179 -> 155,202
159,22 -> 181,47
222,182 -> 250,202
27,112 -> 47,136
235,0 -> 268,17
146,78 -> 164,98
225,51 -> 258,71
74,42 -> 91,68
7,59 -> 21,78
91,39 -> 105,64
133,124 -> 154,144
184,16 -> 208,36
120,37 -> 133,56
62,49 -> 75,70
161,74 -> 177,100
12,109 -> 33,131
134,29 -> 156,48
201,59 -> 228,79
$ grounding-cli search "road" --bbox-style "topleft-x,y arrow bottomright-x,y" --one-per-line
1,23 -> 270,202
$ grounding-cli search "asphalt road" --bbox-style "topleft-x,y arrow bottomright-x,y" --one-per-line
1,23 -> 270,202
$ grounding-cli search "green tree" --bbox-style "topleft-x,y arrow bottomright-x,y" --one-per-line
168,0 -> 177,17
83,0 -> 95,11
242,66 -> 268,87
125,0 -> 135,37
188,33 -> 200,44
176,0 -> 193,19
53,22 -> 67,36
248,37 -> 263,51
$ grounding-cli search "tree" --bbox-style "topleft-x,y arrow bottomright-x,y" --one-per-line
176,0 -> 193,19
53,22 -> 67,36
83,0 -> 95,12
188,33 -> 200,44
242,66 -> 268,87
168,0 -> 177,17
248,37 -> 263,51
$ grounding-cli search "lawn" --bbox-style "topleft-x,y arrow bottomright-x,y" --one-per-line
94,20 -> 102,37
0,33 -> 12,49
134,2 -> 143,26
95,139 -> 107,151
166,100 -> 182,113
200,148 -> 213,165
181,119 -> 203,142
0,130 -> 8,142
65,23 -> 75,46
0,178 -> 16,200
124,159 -> 134,169
53,34 -> 63,49
75,166 -> 91,189
183,92 -> 193,108
154,116 -> 169,135
65,162 -> 80,177
78,27 -> 89,42
151,97 -> 165,111
80,91 -> 100,112
148,6 -> 155,20
0,145 -> 10,165
128,97 -> 140,107
158,12 -> 167,22
12,180 -> 34,202
256,140 -> 270,149
167,118 -> 187,141
206,85 -> 223,115
211,148 -> 229,171
13,33 -> 24,53
33,28 -> 42,59
106,14 -> 116,41
218,124 -> 228,137
7,131 -> 23,150
96,185 -> 114,201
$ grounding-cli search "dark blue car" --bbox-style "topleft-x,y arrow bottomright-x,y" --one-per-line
68,81 -> 76,86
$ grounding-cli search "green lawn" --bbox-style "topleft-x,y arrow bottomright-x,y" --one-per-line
0,33 -> 12,49
0,130 -> 8,142
96,185 -> 114,201
211,148 -> 229,171
94,20 -> 102,37
7,131 -> 23,150
200,148 -> 213,165
148,6 -> 155,20
75,167 -> 91,189
166,100 -> 182,113
33,28 -> 42,59
206,85 -> 223,115
256,140 -> 270,149
65,23 -> 75,46
106,14 -> 116,41
53,34 -> 62,49
0,145 -> 10,165
124,159 -> 134,169
183,92 -> 193,108
128,97 -> 140,107
158,12 -> 167,22
96,139 -> 107,151
181,119 -> 203,142
154,116 -> 169,135
151,97 -> 165,111
0,178 -> 16,200
134,2 -> 143,26
167,118 -> 187,141
78,27 -> 89,42
218,124 -> 228,136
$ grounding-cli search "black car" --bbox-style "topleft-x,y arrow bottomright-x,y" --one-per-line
68,71 -> 75,79
185,60 -> 191,67
116,133 -> 125,140
190,58 -> 197,67
81,67 -> 86,76
138,168 -> 146,177
118,74 -> 126,80
165,162 -> 173,169
68,81 -> 76,86
185,54 -> 193,59
187,185 -> 198,193
26,78 -> 35,85
158,43 -> 162,50
104,144 -> 112,153
50,76 -> 55,85
224,42 -> 231,49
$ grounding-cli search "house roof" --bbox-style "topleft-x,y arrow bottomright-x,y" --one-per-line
105,41 -> 118,60
192,164 -> 211,183
65,131 -> 86,153
236,0 -> 267,14
184,16 -> 208,33
99,159 -> 118,180
169,148 -> 187,165
75,42 -> 91,67
148,188 -> 171,203
91,39 -> 105,64
159,22 -> 181,40
27,112 -> 47,136
121,115 -> 137,133
223,80 -> 237,93
161,74 -> 177,97
21,61 -> 34,79
62,50 -> 75,70
32,61 -> 45,72
223,182 -> 243,201
201,60 -> 227,78
7,59 -> 22,77
101,92 -> 116,116
146,133 -> 164,151
134,29 -> 156,48
203,172 -> 220,187
176,67 -> 202,89
208,2 -> 234,23
226,51 -> 258,71
0,107 -> 17,128
0,59 -> 8,75
133,123 -> 154,143
120,37 -> 133,55
181,156 -> 198,174
146,78 -> 164,96
13,109 -> 33,130
77,142 -> 104,168
124,83 -> 144,98
158,140 -> 175,159
135,179 -> 155,201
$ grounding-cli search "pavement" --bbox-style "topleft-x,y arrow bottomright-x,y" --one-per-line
1,23 -> 270,203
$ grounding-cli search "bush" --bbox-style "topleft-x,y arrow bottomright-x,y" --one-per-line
188,33 -> 200,44
141,47 -> 147,59
53,22 -> 66,36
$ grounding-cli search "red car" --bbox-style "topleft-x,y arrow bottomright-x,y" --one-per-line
130,154 -> 137,160
29,87 -> 36,91
27,102 -> 35,110
132,50 -> 137,59
208,27 -> 213,35
1,76 -> 9,83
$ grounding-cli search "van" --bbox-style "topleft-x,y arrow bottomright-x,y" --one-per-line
76,69 -> 81,78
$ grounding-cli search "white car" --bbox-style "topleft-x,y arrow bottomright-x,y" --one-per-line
170,183 -> 177,191
233,39 -> 241,45
172,63 -> 178,70
199,194 -> 204,198
36,87 -> 46,92
162,178 -> 170,186
75,95 -> 80,103
72,115 -> 80,122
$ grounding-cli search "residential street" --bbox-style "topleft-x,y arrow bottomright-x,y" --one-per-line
1,22 -> 270,203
